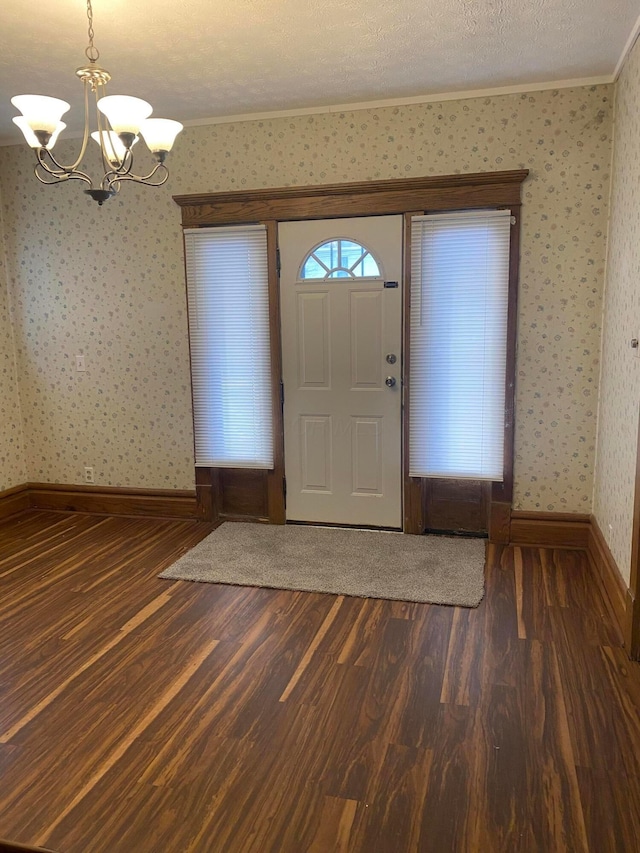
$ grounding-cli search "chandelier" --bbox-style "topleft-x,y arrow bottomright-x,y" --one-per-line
10,0 -> 183,205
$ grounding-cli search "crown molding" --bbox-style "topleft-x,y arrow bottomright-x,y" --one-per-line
0,75 -> 614,148
178,76 -> 614,130
615,11 -> 640,79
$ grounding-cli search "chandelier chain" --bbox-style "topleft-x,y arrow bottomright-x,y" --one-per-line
85,0 -> 100,63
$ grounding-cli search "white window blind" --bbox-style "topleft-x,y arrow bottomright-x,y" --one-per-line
184,224 -> 273,469
409,210 -> 511,480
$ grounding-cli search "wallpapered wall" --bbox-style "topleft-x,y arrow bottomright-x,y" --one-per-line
594,40 -> 640,583
0,186 -> 25,491
0,84 -> 612,510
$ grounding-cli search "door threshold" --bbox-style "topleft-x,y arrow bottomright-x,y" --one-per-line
286,520 -> 402,533
424,527 -> 488,539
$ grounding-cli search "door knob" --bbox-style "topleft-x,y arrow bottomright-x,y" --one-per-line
385,376 -> 396,387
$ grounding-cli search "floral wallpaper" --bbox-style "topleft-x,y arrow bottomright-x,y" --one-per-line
0,186 -> 25,491
593,40 -> 640,584
0,84 -> 612,509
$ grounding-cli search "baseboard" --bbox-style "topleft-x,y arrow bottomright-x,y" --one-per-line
28,483 -> 197,519
587,514 -> 628,641
0,484 -> 31,520
509,510 -> 591,549
0,482 -> 197,521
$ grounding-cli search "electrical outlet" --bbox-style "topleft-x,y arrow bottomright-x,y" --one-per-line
84,466 -> 94,484
76,354 -> 86,372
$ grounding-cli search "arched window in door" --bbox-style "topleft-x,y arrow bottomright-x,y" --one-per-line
299,238 -> 382,279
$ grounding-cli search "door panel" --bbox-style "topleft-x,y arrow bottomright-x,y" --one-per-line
279,215 -> 402,527
350,291 -> 383,388
297,292 -> 330,387
301,416 -> 333,492
351,417 -> 383,495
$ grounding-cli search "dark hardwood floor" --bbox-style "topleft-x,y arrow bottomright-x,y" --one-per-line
0,510 -> 639,852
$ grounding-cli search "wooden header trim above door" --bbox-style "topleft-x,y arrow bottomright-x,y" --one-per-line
173,170 -> 529,227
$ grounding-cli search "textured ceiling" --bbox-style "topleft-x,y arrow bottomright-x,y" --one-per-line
0,0 -> 638,144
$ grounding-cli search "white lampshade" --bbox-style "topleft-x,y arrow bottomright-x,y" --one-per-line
97,95 -> 152,135
91,130 -> 138,166
139,118 -> 183,154
11,95 -> 70,134
13,117 -> 66,150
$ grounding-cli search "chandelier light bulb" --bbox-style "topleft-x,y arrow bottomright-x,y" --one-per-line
13,117 -> 67,150
97,95 -> 153,137
140,119 -> 184,157
11,95 -> 70,137
91,130 -> 138,167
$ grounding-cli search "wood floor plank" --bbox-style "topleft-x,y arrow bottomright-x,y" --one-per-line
322,616 -> 419,801
521,639 -> 589,852
1,512 -> 640,852
279,594 -> 344,702
577,766 -> 640,853
597,645 -> 640,779
481,544 -> 524,688
550,605 -> 626,775
307,796 -> 359,853
355,743 -> 432,853
392,604 -> 453,749
416,704 -> 475,852
517,546 -> 555,642
467,684 -> 530,852
439,604 -> 484,706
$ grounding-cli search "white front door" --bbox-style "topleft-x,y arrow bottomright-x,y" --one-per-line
279,216 -> 402,527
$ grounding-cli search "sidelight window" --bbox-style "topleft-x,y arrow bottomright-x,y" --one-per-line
183,224 -> 273,469
409,210 -> 512,481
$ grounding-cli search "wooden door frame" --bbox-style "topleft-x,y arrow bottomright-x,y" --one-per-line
278,215 -> 404,529
627,407 -> 640,658
174,170 -> 529,532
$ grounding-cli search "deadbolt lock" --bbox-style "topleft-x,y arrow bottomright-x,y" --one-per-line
386,353 -> 397,364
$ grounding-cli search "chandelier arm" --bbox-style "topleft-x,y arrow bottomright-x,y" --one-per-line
65,79 -> 93,173
112,147 -> 134,178
106,163 -> 169,190
34,168 -> 69,186
39,81 -> 93,175
99,151 -> 134,191
35,149 -> 93,184
34,167 -> 78,186
34,159 -> 93,187
39,147 -> 87,177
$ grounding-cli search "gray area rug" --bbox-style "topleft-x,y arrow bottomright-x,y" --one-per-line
160,523 -> 486,607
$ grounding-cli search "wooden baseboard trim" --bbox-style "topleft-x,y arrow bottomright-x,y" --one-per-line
587,514 -> 627,641
27,483 -> 198,520
625,588 -> 640,659
0,484 -> 31,521
509,510 -> 591,549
